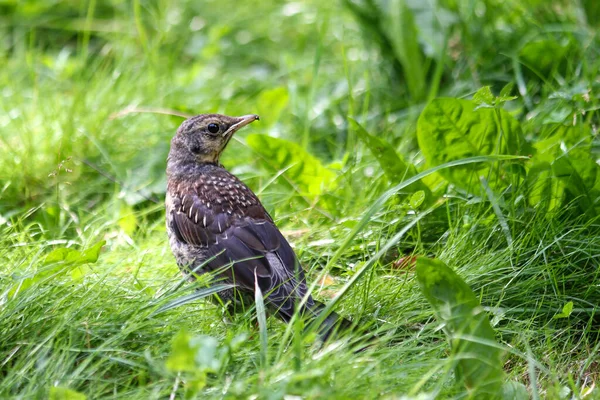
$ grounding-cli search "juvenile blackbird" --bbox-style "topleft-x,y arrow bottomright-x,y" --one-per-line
166,113 -> 350,338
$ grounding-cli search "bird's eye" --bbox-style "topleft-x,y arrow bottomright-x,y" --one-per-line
207,123 -> 219,134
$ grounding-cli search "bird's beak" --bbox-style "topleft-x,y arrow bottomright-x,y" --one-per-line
225,114 -> 260,137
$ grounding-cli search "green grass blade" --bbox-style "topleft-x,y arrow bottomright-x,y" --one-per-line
326,155 -> 528,270
152,284 -> 234,315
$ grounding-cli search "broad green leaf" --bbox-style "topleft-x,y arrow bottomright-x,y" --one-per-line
526,125 -> 595,215
533,125 -> 592,163
44,248 -> 74,264
417,98 -> 530,192
525,162 -> 564,214
77,240 -> 106,264
351,119 -> 431,196
166,330 -> 199,372
228,332 -> 249,352
49,387 -> 86,400
10,241 -> 106,298
166,330 -> 242,398
553,148 -> 600,217
246,134 -> 336,197
255,87 -> 289,126
352,118 -> 413,181
44,240 -> 105,265
416,257 -> 505,398
553,301 -> 574,319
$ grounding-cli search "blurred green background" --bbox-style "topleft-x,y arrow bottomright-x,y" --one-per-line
2,0 -> 597,221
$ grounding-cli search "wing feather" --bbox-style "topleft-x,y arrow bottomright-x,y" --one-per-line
168,188 -> 313,318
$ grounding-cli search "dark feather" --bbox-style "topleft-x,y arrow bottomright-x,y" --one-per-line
166,163 -> 348,337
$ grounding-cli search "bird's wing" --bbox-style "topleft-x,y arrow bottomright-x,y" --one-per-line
168,190 -> 313,319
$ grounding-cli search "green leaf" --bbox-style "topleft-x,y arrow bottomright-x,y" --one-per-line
563,301 -> 574,316
167,332 -> 222,374
526,125 -> 595,216
246,134 -> 336,197
44,240 -> 106,265
525,162 -> 564,214
10,241 -> 106,298
409,190 -> 425,209
416,257 -> 505,399
351,119 -> 431,196
499,83 -> 515,100
191,335 -> 221,372
255,87 -> 289,126
519,39 -> 571,78
502,380 -> 529,400
77,240 -> 106,264
71,266 -> 92,282
473,86 -> 495,106
386,0 -> 426,102
166,330 -> 199,372
417,98 -> 530,193
49,387 -> 86,400
351,118 -> 412,181
44,248 -> 75,264
553,148 -> 600,217
533,125 -> 592,163
553,301 -> 574,320
474,85 -> 517,108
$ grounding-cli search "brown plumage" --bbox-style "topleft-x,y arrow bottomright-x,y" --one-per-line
165,113 -> 350,338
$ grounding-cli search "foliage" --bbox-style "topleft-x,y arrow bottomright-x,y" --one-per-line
417,97 -> 529,193
0,0 -> 599,398
416,257 -> 527,399
8,240 -> 105,299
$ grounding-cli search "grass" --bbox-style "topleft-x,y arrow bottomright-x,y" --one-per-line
1,0 -> 599,398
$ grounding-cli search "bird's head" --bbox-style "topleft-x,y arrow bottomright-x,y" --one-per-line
169,113 -> 259,165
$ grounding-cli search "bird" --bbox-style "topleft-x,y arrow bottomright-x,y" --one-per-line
165,113 -> 351,339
